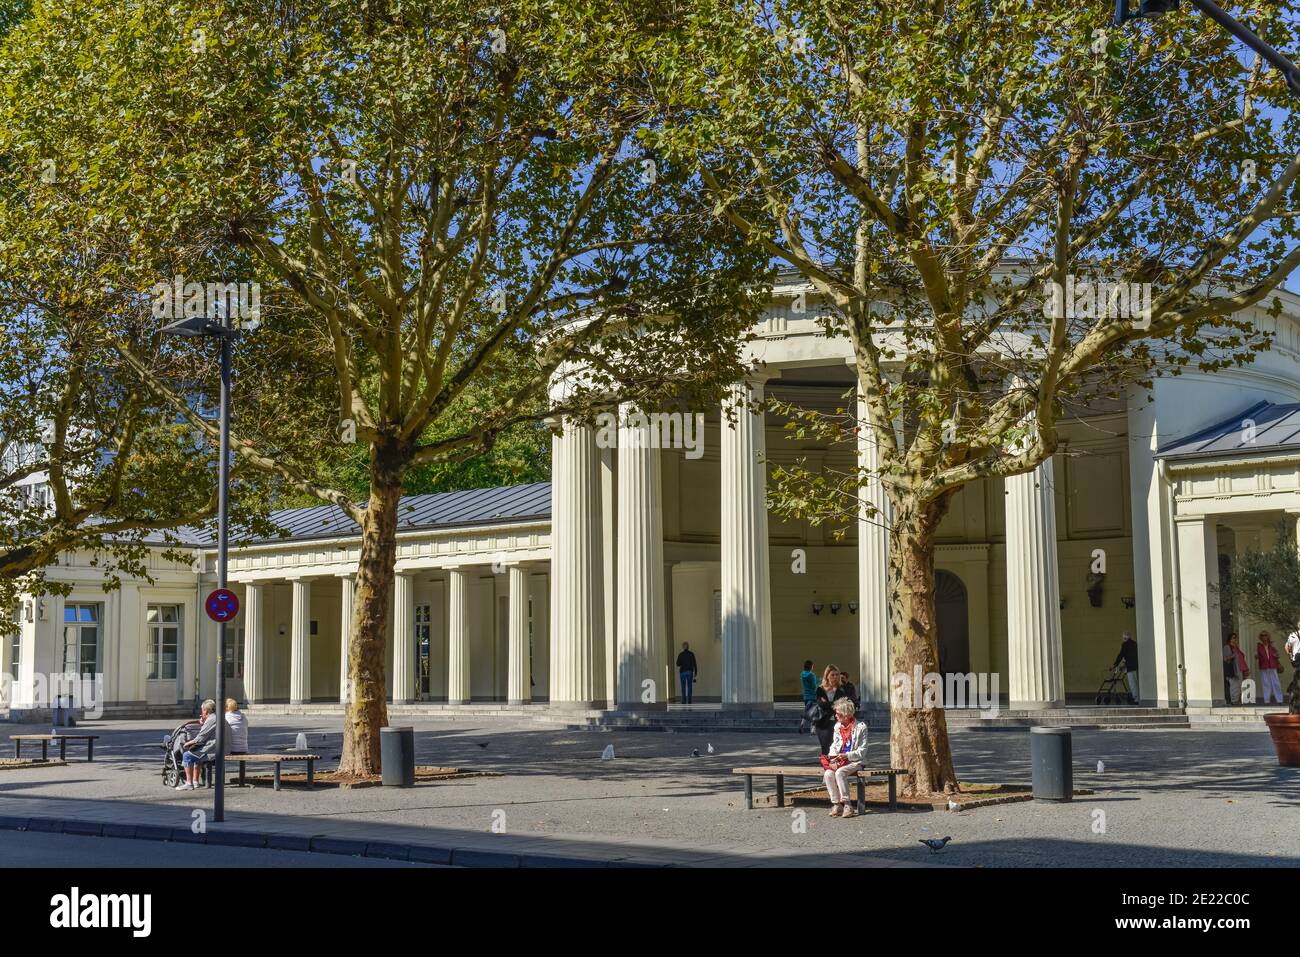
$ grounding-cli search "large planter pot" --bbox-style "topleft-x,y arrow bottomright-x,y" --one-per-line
1264,713 -> 1300,767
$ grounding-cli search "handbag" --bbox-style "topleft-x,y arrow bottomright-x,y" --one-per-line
805,698 -> 830,724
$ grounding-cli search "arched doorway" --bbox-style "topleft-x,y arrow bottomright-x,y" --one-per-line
935,570 -> 970,683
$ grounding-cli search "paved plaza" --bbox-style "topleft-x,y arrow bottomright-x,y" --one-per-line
0,718 -> 1295,867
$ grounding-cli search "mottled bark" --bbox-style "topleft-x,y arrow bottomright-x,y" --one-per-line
338,441 -> 406,777
887,492 -> 960,797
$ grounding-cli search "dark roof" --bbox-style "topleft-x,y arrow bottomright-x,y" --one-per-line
1156,401 -> 1300,461
150,482 -> 551,548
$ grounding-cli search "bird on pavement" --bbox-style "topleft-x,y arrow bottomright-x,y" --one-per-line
475,742 -> 490,749
691,749 -> 700,757
919,836 -> 952,854
707,743 -> 715,754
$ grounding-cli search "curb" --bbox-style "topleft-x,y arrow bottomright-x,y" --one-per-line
0,814 -> 663,868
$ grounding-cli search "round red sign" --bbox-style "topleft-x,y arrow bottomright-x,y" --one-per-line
205,588 -> 240,623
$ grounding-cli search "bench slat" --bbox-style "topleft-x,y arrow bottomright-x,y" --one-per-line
229,754 -> 321,762
731,766 -> 906,776
10,734 -> 99,741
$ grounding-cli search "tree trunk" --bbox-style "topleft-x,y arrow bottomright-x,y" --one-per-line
338,440 -> 407,777
887,492 -> 960,796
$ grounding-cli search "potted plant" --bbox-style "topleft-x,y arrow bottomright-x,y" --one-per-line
1220,524 -> 1300,767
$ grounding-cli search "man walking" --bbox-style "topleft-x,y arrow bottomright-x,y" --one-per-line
1112,632 -> 1140,704
798,659 -> 817,733
676,642 -> 698,705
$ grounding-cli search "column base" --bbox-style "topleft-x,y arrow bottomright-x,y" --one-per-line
721,702 -> 775,717
506,698 -> 532,706
447,698 -> 471,706
549,700 -> 603,710
391,698 -> 411,706
1009,699 -> 1066,711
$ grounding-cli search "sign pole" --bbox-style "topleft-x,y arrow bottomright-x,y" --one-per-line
214,312 -> 232,823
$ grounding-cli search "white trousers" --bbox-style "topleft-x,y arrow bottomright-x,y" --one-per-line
823,762 -> 862,805
1260,669 -> 1284,704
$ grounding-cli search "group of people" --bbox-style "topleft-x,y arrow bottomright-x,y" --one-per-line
1223,627 -> 1300,706
797,661 -> 870,817
174,697 -> 249,791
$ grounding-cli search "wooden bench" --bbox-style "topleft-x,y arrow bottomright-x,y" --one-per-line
12,734 -> 100,762
222,753 -> 322,791
732,766 -> 909,813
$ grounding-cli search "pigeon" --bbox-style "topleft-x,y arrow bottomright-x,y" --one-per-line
947,799 -> 959,812
1096,760 -> 1105,773
707,743 -> 715,754
600,744 -> 615,760
476,742 -> 490,749
919,836 -> 952,854
691,749 -> 700,757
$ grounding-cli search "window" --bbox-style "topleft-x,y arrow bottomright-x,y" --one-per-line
224,626 -> 244,680
62,604 -> 100,677
146,604 -> 181,680
415,604 -> 431,695
9,630 -> 19,681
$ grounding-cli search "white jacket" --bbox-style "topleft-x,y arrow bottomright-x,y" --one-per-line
826,720 -> 869,765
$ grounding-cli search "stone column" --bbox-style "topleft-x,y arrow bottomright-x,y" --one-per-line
507,565 -> 532,704
856,379 -> 892,709
338,574 -> 354,704
392,572 -> 415,705
548,419 -> 605,708
289,578 -> 312,705
1175,516 -> 1225,708
615,404 -> 667,710
447,567 -> 472,705
720,379 -> 773,711
242,583 -> 263,704
1004,458 -> 1066,709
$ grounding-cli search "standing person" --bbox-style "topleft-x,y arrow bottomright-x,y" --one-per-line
820,699 -> 869,819
813,665 -> 841,756
798,660 -> 817,733
1286,622 -> 1300,668
838,670 -> 860,713
224,698 -> 249,755
1113,632 -> 1140,704
675,642 -> 698,705
1224,634 -> 1250,705
1223,632 -> 1240,705
1256,633 -> 1284,705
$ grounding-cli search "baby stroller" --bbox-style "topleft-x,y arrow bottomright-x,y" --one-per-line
1095,664 -> 1136,705
161,719 -> 201,788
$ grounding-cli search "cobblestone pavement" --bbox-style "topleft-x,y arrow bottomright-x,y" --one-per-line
0,718 -> 1295,867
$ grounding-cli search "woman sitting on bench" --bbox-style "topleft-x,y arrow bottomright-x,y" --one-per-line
177,699 -> 229,791
821,698 -> 868,818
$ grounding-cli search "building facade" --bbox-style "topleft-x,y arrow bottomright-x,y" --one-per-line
6,287 -> 1300,717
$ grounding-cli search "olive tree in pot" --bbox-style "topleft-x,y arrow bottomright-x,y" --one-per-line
1222,523 -> 1300,766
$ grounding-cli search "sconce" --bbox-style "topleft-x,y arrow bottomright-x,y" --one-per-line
1121,596 -> 1136,610
1086,571 -> 1105,608
811,601 -> 824,615
37,599 -> 48,621
830,602 -> 841,615
23,600 -> 33,623
278,624 -> 288,637
847,601 -> 858,615
1059,598 -> 1067,611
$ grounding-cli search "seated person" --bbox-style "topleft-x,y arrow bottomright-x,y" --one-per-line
224,698 -> 249,755
177,698 -> 229,791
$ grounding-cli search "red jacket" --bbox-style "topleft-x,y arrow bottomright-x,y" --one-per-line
1257,643 -> 1281,671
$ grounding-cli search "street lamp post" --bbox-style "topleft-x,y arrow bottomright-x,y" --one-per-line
1115,0 -> 1300,96
163,306 -> 238,823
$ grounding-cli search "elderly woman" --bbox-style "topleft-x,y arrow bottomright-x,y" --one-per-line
176,698 -> 229,791
821,698 -> 869,818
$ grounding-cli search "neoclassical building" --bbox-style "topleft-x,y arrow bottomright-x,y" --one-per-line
6,282 -> 1300,718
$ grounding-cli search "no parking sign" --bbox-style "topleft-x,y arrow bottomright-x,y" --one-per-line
205,588 -> 240,623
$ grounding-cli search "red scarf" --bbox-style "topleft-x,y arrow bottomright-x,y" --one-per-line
836,721 -> 854,752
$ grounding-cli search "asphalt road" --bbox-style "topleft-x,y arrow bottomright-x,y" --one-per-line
0,830 -> 444,868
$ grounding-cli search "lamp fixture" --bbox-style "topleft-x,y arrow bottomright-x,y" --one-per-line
847,601 -> 858,615
830,602 -> 841,615
811,601 -> 824,615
